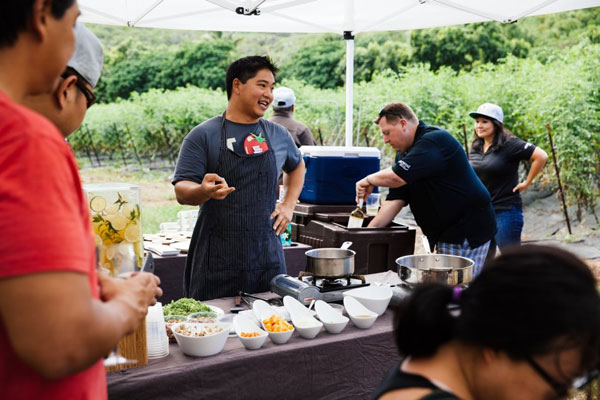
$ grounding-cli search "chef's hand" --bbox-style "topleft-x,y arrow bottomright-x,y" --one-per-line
271,202 -> 294,236
202,173 -> 235,200
355,176 -> 374,203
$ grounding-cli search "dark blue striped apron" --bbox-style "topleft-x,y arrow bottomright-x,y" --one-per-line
183,115 -> 286,300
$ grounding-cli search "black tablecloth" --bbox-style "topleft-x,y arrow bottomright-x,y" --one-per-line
108,292 -> 399,400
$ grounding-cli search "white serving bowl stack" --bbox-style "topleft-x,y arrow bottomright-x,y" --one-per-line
343,296 -> 378,329
172,322 -> 231,357
343,284 -> 393,316
314,300 -> 349,334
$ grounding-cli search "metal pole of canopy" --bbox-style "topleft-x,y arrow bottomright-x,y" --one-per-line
344,31 -> 354,148
343,0 -> 355,147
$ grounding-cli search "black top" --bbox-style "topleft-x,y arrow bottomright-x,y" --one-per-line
373,362 -> 460,400
469,137 -> 536,211
387,152 -> 410,202
390,121 -> 496,249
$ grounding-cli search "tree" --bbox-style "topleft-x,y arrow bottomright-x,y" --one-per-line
410,22 -> 530,71
279,35 -> 345,89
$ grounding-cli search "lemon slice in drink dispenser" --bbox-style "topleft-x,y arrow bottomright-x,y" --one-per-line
124,224 -> 140,243
89,196 -> 106,212
108,215 -> 128,231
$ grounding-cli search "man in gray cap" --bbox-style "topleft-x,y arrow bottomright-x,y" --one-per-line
269,86 -> 317,147
22,22 -> 102,136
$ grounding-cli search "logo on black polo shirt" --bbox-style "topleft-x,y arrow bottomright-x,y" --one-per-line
397,160 -> 411,171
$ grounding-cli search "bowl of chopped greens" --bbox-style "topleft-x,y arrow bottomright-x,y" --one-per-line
163,298 -> 223,318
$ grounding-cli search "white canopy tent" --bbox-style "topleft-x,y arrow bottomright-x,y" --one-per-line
79,0 -> 600,146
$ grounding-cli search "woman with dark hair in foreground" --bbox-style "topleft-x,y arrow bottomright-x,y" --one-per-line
374,245 -> 600,400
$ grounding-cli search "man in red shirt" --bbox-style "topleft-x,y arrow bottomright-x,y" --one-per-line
0,2 -> 162,399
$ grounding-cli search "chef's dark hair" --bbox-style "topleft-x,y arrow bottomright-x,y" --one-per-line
394,245 -> 600,370
225,56 -> 278,100
470,118 -> 514,153
0,0 -> 76,48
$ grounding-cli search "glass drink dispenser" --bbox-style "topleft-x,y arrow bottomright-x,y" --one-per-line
83,183 -> 143,276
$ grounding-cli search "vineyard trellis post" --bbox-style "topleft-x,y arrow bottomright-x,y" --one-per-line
546,122 -> 572,235
125,123 -> 143,167
160,123 -> 177,166
77,127 -> 94,167
461,123 -> 469,159
84,124 -> 101,167
113,123 -> 128,167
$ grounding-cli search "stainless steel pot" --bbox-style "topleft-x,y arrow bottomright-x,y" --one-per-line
396,254 -> 474,286
305,247 -> 355,277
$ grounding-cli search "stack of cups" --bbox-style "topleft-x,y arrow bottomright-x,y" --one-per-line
146,302 -> 169,359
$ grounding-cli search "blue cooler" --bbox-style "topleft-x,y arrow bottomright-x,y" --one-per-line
299,146 -> 380,205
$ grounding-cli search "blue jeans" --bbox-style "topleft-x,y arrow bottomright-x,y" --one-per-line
494,206 -> 523,250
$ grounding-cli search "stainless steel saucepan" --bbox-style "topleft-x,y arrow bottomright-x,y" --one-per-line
305,241 -> 355,278
396,235 -> 474,286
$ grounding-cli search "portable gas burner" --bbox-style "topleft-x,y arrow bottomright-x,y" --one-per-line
270,272 -> 370,305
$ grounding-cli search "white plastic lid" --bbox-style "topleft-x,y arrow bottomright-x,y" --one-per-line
300,146 -> 380,158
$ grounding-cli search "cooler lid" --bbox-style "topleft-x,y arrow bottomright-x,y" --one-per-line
300,146 -> 380,158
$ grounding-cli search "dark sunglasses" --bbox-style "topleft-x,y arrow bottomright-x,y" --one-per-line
61,70 -> 96,108
527,357 -> 600,398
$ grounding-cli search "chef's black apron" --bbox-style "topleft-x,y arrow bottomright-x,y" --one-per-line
183,115 -> 286,300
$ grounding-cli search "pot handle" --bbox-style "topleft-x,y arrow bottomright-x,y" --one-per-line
421,235 -> 432,255
340,241 -> 353,250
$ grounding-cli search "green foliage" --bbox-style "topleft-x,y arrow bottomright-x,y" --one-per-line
279,35 -> 345,89
410,22 -> 531,71
354,41 -> 411,82
76,42 -> 599,217
95,40 -> 235,103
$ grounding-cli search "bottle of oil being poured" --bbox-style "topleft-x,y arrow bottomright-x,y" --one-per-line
347,199 -> 365,228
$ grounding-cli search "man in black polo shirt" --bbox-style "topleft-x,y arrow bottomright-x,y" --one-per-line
356,102 -> 496,275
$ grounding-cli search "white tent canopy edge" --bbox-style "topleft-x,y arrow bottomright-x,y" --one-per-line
78,0 -> 600,146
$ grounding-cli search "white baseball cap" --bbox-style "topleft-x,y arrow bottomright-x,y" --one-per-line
469,103 -> 504,123
273,87 -> 296,109
67,22 -> 104,88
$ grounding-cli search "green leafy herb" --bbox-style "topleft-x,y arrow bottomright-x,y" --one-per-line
163,298 -> 212,316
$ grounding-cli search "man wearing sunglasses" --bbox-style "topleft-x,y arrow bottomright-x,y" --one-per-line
21,22 -> 99,137
356,103 -> 496,276
0,6 -> 161,399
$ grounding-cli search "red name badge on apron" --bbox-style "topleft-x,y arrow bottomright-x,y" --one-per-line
244,133 -> 269,155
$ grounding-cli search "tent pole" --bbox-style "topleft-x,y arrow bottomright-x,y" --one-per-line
344,31 -> 354,147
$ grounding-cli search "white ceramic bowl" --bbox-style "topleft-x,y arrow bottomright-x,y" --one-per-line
314,301 -> 348,334
253,300 -> 283,321
233,314 -> 268,350
283,296 -> 322,339
260,315 -> 295,344
343,296 -> 378,329
292,317 -> 323,339
172,322 -> 231,357
239,309 -> 259,324
343,285 -> 393,316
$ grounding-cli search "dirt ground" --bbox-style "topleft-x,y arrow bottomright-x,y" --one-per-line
521,188 -> 600,278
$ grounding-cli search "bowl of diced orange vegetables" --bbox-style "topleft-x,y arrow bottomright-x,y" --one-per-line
233,314 -> 269,350
261,314 -> 294,344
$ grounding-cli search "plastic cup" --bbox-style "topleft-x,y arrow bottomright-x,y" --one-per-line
366,193 -> 381,216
